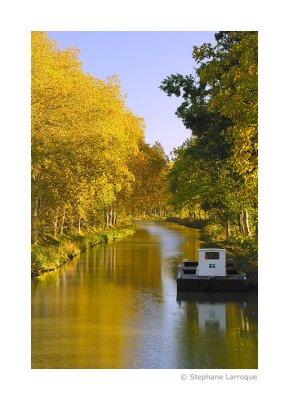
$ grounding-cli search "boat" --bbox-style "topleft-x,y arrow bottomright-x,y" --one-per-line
176,248 -> 256,292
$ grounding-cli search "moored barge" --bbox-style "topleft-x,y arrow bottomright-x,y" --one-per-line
177,248 -> 255,292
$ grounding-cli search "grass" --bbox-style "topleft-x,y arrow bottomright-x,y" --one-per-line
31,225 -> 136,277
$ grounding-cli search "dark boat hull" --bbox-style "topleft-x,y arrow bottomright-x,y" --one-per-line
176,290 -> 257,303
177,276 -> 255,292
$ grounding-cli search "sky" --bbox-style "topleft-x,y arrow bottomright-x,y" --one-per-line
48,31 -> 216,156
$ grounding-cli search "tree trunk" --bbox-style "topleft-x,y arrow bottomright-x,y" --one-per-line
78,217 -> 81,234
242,210 -> 251,237
226,221 -> 230,240
54,208 -> 59,237
111,207 -> 117,226
60,206 -> 66,235
32,197 -> 39,243
106,211 -> 111,227
238,212 -> 245,234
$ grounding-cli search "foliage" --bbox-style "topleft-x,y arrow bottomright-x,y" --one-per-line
32,32 -> 169,243
117,141 -> 171,216
160,31 -> 258,246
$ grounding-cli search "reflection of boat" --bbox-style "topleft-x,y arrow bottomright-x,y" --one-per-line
198,303 -> 226,331
177,248 -> 257,292
176,290 -> 257,303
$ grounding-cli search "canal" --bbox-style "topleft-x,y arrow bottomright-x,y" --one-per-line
31,221 -> 258,369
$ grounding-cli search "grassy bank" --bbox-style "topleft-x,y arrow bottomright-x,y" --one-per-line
166,216 -> 208,230
167,217 -> 258,283
31,225 -> 136,278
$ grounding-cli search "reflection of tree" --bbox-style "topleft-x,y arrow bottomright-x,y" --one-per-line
162,222 -> 201,282
175,293 -> 257,368
68,229 -> 164,368
32,227 -> 165,368
225,300 -> 258,368
96,229 -> 162,289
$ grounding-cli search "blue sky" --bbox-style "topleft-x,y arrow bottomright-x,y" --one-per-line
48,31 -> 216,156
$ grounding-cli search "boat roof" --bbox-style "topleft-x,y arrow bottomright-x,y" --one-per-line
198,248 -> 226,252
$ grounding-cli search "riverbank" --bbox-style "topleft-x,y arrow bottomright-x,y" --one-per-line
31,225 -> 136,278
166,217 -> 258,284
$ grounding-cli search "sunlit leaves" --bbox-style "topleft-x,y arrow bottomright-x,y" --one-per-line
31,32 -> 160,240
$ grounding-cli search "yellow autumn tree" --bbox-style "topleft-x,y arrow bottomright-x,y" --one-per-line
32,32 -> 169,241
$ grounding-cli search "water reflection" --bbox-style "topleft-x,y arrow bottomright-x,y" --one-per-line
176,292 -> 258,369
198,303 -> 227,331
31,221 -> 257,369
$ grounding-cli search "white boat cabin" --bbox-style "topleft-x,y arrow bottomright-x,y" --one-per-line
196,249 -> 226,277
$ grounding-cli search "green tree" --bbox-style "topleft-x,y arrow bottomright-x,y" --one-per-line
160,31 -> 258,238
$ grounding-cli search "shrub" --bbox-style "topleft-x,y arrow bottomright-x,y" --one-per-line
31,244 -> 61,276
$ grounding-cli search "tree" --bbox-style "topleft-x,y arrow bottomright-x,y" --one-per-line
116,142 -> 170,217
160,31 -> 258,238
32,32 -> 169,241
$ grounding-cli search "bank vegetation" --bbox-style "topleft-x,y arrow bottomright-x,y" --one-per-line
161,31 -> 258,274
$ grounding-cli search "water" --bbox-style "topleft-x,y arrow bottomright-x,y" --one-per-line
31,221 -> 258,369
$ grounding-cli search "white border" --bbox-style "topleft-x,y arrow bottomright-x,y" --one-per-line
2,0 -> 288,398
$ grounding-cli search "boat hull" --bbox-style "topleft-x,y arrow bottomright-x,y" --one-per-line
176,290 -> 257,303
177,276 -> 255,292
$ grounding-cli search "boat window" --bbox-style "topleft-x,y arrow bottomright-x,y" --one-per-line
183,269 -> 196,274
205,252 -> 220,260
